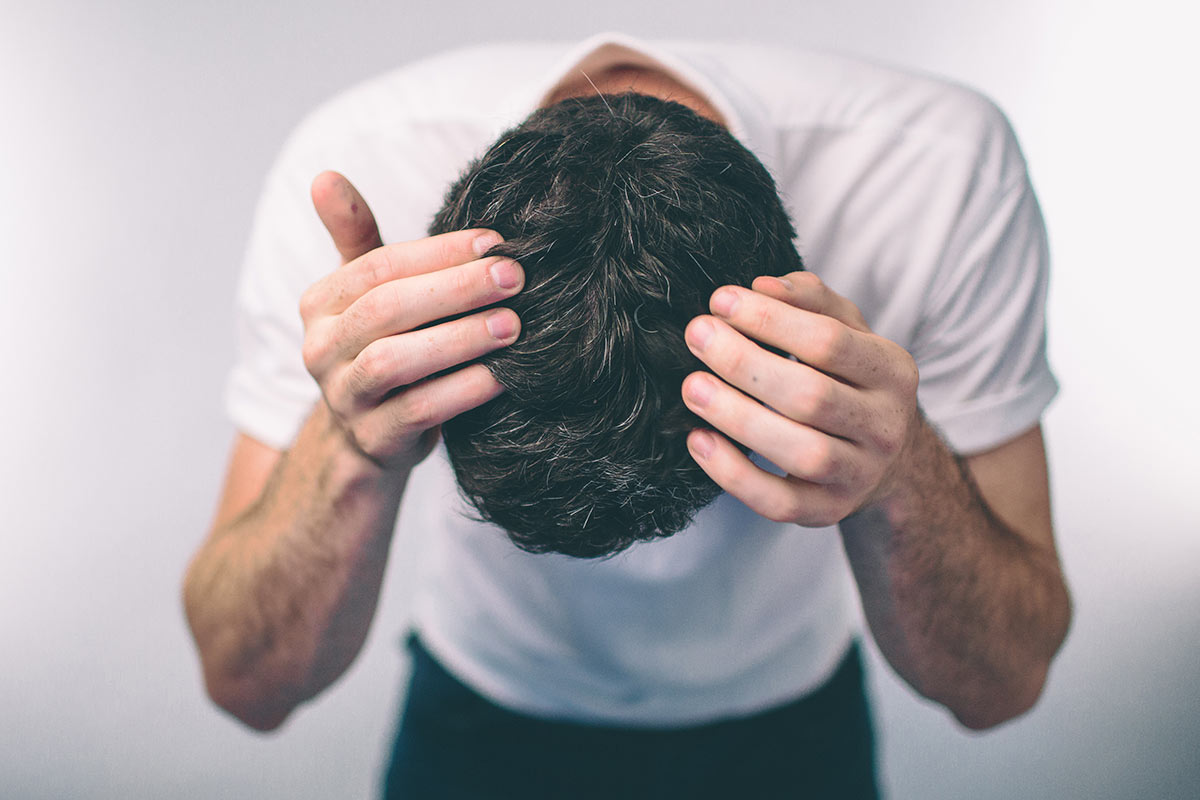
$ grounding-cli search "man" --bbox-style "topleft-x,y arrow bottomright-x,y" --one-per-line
184,33 -> 1071,798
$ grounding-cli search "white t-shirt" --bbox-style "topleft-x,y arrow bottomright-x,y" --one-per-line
227,32 -> 1057,727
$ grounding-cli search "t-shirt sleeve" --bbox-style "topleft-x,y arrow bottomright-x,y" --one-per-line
909,112 -> 1058,456
224,123 -> 341,450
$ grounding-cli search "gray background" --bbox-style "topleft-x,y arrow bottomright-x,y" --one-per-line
2,1 -> 1198,797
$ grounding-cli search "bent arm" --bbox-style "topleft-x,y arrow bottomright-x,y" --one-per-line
840,423 -> 1072,729
183,409 -> 408,731
184,173 -> 520,730
681,273 -> 1070,729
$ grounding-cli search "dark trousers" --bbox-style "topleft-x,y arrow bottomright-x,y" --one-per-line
384,636 -> 879,799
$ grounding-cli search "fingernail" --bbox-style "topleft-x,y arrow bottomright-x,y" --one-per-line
486,309 -> 518,340
690,430 -> 715,459
710,288 -> 739,317
489,259 -> 523,290
772,276 -> 794,291
686,318 -> 715,350
473,231 -> 503,257
685,375 -> 714,406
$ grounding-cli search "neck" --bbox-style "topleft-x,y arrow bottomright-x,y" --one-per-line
544,65 -> 726,127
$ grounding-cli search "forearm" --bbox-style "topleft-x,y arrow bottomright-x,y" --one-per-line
183,403 -> 409,730
840,418 -> 1071,729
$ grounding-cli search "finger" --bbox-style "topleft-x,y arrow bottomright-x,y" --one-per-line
311,171 -> 384,265
681,370 -> 861,487
684,316 -> 873,441
302,228 -> 506,318
329,256 -> 524,362
352,363 -> 505,462
751,271 -> 870,333
685,429 -> 851,528
339,308 -> 520,408
704,286 -> 900,388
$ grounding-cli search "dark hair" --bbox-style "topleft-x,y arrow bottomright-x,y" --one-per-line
430,92 -> 803,558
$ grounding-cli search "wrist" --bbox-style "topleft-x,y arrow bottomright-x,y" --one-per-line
854,412 -> 951,531
305,402 -> 414,495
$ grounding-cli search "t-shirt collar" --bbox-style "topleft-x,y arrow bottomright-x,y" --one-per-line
501,32 -> 779,178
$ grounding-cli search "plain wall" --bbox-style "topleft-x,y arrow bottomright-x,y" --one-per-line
2,1 -> 1197,797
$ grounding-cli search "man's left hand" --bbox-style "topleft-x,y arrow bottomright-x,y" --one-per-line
682,271 -> 921,527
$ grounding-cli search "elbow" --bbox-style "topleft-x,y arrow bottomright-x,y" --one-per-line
956,576 -> 1074,731
182,573 -> 301,733
193,642 -> 306,733
950,624 -> 1070,731
951,667 -> 1048,731
203,671 -> 297,732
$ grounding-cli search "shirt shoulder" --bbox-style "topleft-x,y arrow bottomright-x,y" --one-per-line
285,42 -> 568,152
693,43 -> 1021,168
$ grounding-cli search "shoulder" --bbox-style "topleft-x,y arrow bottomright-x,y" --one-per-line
684,45 -> 1041,348
691,42 -> 1025,184
713,43 -> 1015,139
280,42 -> 561,160
262,42 -> 575,243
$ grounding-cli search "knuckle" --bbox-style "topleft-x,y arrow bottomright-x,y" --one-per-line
896,348 -> 920,392
323,384 -> 355,421
396,392 -> 437,431
298,283 -> 323,321
358,342 -> 389,377
301,332 -> 330,375
353,343 -> 394,390
809,319 -> 845,363
458,316 -> 489,351
765,493 -> 803,524
747,301 -> 773,335
358,282 -> 404,330
875,425 -> 902,457
874,414 -> 910,458
387,280 -> 411,322
794,378 -> 833,420
455,262 -> 481,297
792,271 -> 824,296
426,233 -> 455,267
361,247 -> 397,286
357,285 -> 387,321
760,496 -> 788,523
796,439 -> 835,482
795,271 -> 822,288
722,341 -> 750,378
438,233 -> 469,267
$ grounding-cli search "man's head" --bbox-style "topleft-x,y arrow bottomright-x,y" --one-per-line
430,91 -> 802,558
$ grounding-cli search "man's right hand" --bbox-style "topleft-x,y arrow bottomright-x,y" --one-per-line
302,170 -> 524,473
183,173 -> 523,730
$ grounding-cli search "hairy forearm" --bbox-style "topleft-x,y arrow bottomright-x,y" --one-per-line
183,404 -> 409,730
840,418 -> 1071,730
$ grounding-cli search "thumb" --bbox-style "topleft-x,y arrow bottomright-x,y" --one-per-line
311,170 -> 384,265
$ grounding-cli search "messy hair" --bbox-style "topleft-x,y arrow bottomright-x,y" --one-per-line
430,92 -> 803,558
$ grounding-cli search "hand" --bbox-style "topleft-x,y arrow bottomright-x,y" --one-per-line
681,271 -> 920,527
300,172 -> 524,472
